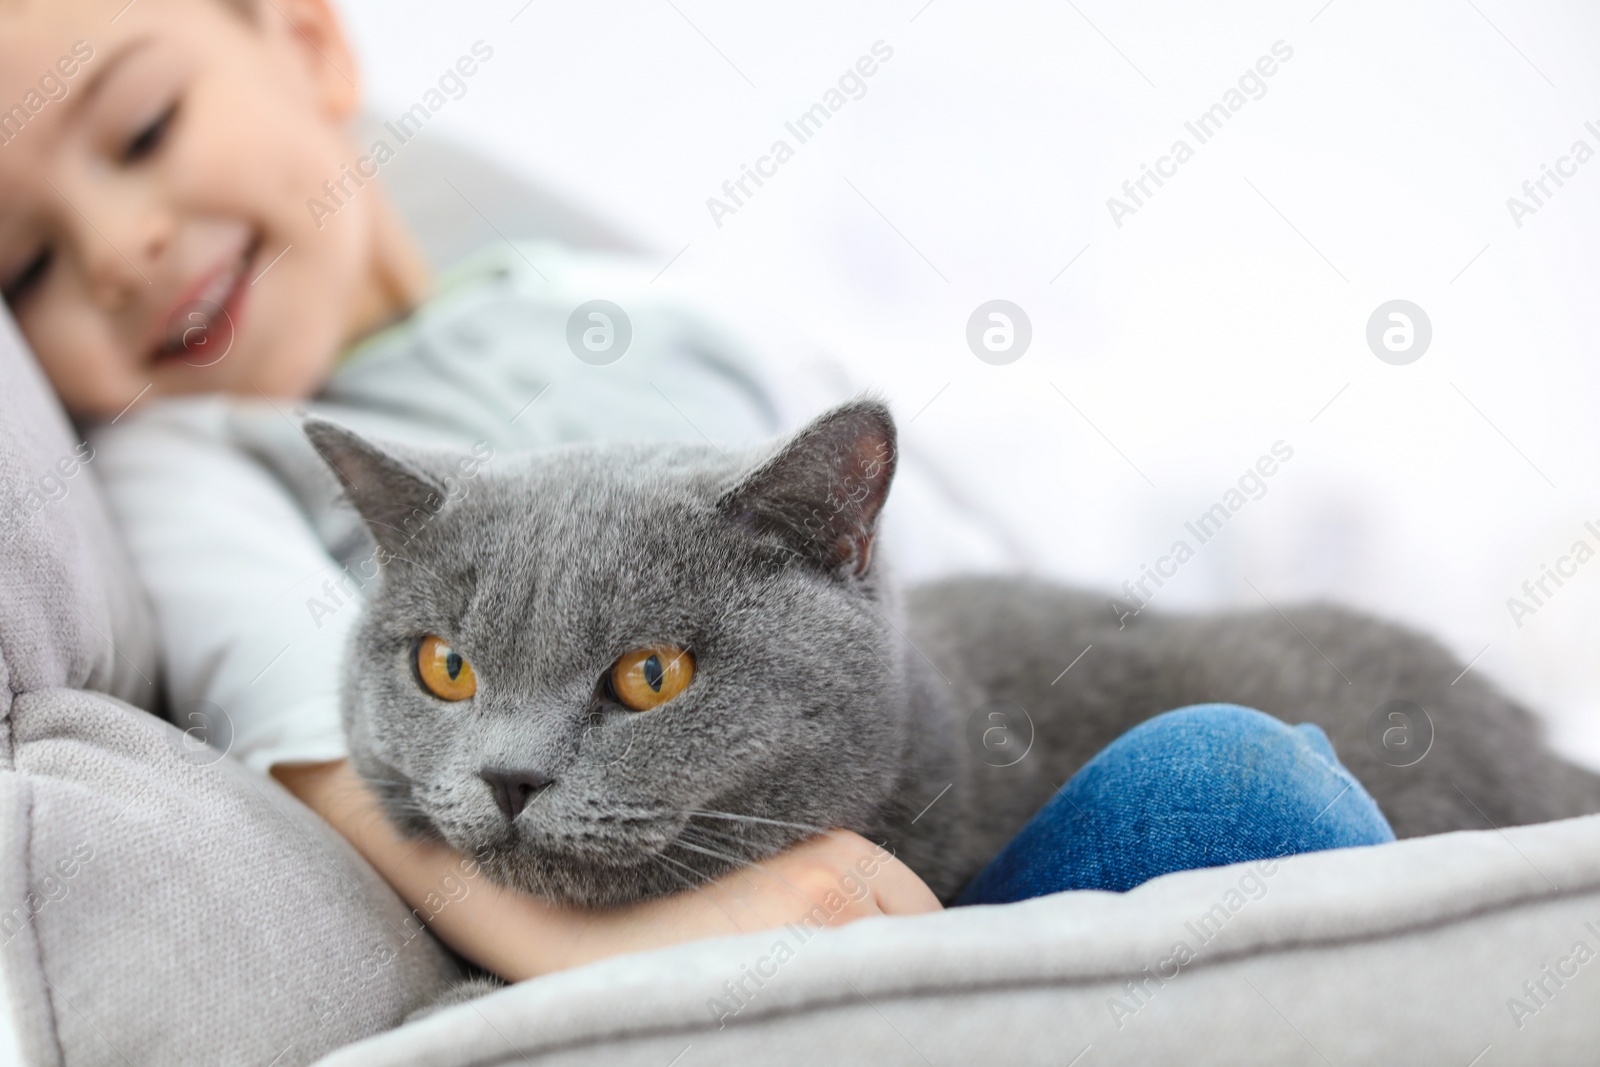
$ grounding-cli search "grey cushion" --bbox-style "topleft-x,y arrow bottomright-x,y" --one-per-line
0,309 -> 157,711
0,304 -> 459,1065
318,811 -> 1600,1066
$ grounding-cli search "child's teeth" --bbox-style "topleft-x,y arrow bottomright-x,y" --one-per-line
165,253 -> 246,352
200,264 -> 236,305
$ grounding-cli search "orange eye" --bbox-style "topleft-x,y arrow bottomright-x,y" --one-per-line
415,635 -> 477,701
610,646 -> 694,711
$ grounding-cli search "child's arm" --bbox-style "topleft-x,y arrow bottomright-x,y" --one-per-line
91,405 -> 361,774
276,760 -> 941,980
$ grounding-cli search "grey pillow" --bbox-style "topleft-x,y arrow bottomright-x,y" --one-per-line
0,308 -> 460,1066
0,308 -> 157,711
320,810 -> 1600,1066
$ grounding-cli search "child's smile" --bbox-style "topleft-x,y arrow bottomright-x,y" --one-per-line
147,225 -> 259,368
0,0 -> 429,420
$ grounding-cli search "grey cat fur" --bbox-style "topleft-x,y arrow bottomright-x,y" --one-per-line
304,399 -> 1600,908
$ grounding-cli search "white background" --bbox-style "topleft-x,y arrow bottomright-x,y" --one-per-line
340,0 -> 1600,762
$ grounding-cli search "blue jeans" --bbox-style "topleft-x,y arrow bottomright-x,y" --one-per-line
954,703 -> 1396,905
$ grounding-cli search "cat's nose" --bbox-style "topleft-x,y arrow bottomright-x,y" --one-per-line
480,767 -> 554,820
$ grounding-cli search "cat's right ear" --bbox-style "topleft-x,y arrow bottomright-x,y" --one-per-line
718,398 -> 897,580
303,417 -> 450,550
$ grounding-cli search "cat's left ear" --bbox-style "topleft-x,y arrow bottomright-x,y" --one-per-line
719,398 -> 897,580
303,417 -> 450,550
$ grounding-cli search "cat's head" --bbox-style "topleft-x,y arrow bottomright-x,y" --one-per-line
304,399 -> 909,906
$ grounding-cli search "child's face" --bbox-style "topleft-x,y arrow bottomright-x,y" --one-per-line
0,0 -> 402,419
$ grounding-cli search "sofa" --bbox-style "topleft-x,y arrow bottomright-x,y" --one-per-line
5,132 -> 1600,1066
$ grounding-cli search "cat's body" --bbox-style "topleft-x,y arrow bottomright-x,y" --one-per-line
305,400 -> 1600,908
889,579 -> 1600,899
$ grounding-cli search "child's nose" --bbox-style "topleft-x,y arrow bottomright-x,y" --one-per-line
67,185 -> 172,307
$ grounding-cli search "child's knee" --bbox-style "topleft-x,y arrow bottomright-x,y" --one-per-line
1118,704 -> 1347,790
1134,702 -> 1298,749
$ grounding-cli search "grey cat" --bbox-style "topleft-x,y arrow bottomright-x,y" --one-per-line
304,399 -> 1600,909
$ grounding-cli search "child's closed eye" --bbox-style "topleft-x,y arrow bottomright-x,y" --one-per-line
2,248 -> 53,307
122,101 -> 179,165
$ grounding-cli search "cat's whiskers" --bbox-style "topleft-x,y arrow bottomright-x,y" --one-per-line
679,823 -> 801,873
675,832 -> 788,885
375,797 -> 433,822
676,827 -> 861,908
361,776 -> 415,794
364,779 -> 428,810
647,850 -> 771,932
680,822 -> 749,851
644,854 -> 701,896
650,850 -> 723,900
674,830 -> 751,868
362,775 -> 432,798
682,808 -> 835,837
645,855 -> 749,927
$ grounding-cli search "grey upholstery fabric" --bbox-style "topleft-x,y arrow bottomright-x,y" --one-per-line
0,305 -> 460,1065
0,309 -> 158,713
318,812 -> 1600,1066
6,690 -> 459,1066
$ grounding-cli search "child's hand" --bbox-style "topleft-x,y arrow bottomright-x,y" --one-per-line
554,828 -> 943,976
274,761 -> 941,983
